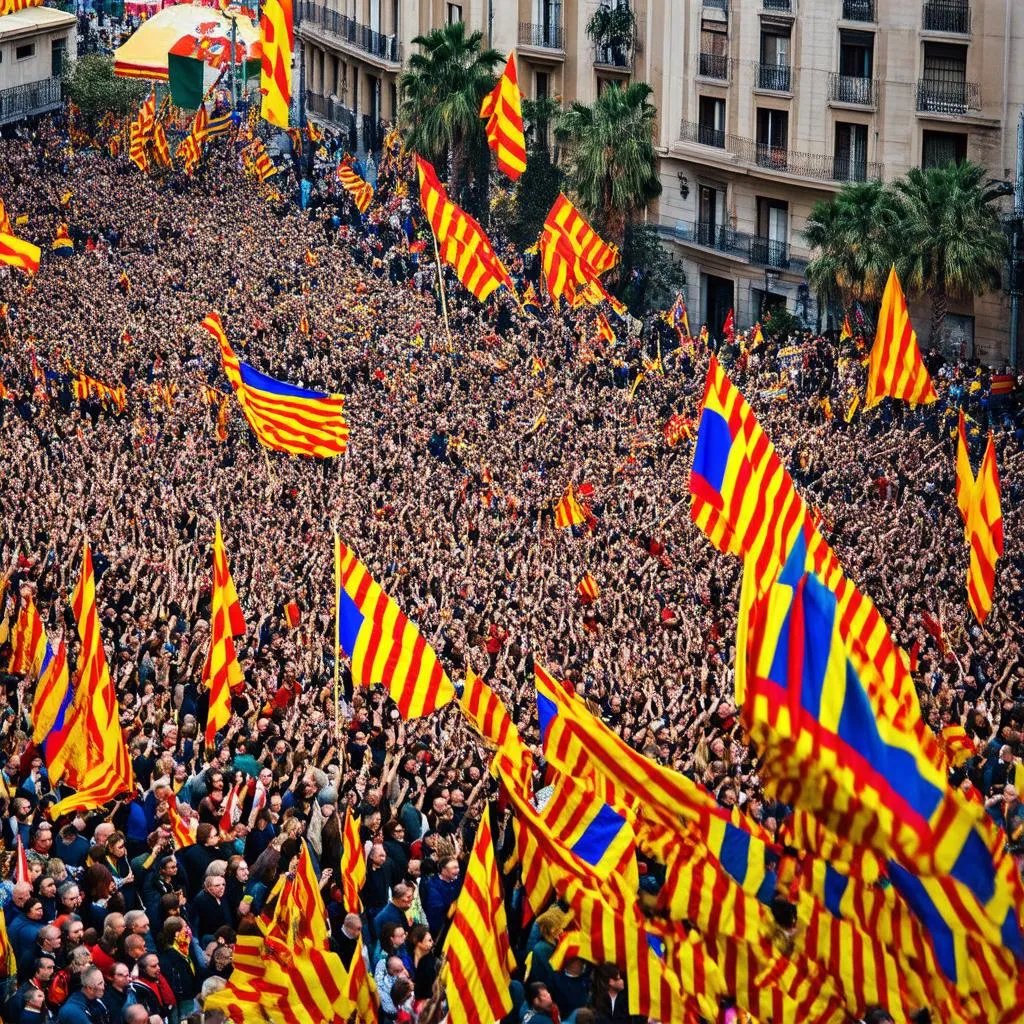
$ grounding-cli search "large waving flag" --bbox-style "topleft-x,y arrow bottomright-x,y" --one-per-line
965,432 -> 1003,624
8,596 -> 46,675
864,266 -> 937,408
479,52 -> 527,180
553,484 -> 586,529
543,194 -> 619,274
0,231 -> 40,275
31,637 -> 69,745
205,313 -> 349,457
49,541 -> 135,816
441,812 -> 515,1024
335,538 -> 455,718
337,162 -> 373,213
416,155 -> 516,303
459,669 -> 533,795
203,519 -> 245,745
340,804 -> 365,912
956,410 -> 975,531
259,0 -> 293,127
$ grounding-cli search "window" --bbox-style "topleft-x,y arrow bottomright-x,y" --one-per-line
446,2 -> 462,23
920,42 -> 969,113
756,108 -> 788,165
834,122 -> 869,180
697,185 -> 727,248
699,21 -> 728,78
755,198 -> 789,267
838,30 -> 873,78
15,43 -> 35,60
698,96 -> 725,148
922,130 -> 967,169
758,29 -> 791,90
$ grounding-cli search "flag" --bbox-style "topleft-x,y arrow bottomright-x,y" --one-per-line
479,52 -> 527,181
531,354 -> 545,376
118,271 -> 131,293
965,432 -> 1003,624
51,223 -> 73,253
247,140 -> 278,181
167,799 -> 198,848
151,121 -> 172,169
203,520 -> 245,745
48,541 -> 135,816
31,638 -> 69,746
722,308 -> 735,341
840,314 -> 853,341
956,410 -> 975,531
666,292 -> 690,336
844,393 -> 860,423
577,572 -> 600,603
540,220 -> 618,311
303,249 -> 316,266
206,111 -> 233,138
201,312 -> 242,389
340,804 -> 365,912
259,0 -> 293,127
335,538 -> 455,718
821,396 -> 834,421
522,282 -> 541,316
417,156 -> 516,303
663,413 -> 693,447
554,485 -> 586,529
699,325 -> 709,345
306,117 -> 322,142
459,669 -> 532,794
0,199 -> 11,236
0,899 -> 14,980
865,266 -> 937,408
991,373 -> 1016,397
290,841 -> 331,950
542,193 -> 618,275
0,232 -> 41,275
128,90 -> 155,172
596,312 -> 616,346
284,600 -> 300,628
442,812 -> 515,1024
8,596 -> 47,676
13,836 -> 29,886
337,163 -> 373,213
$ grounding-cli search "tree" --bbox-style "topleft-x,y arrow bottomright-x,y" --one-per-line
617,223 -> 686,314
891,162 -> 1006,343
398,22 -> 502,209
62,55 -> 147,127
554,81 -> 661,246
803,181 -> 895,312
508,155 -> 563,251
521,94 -> 561,159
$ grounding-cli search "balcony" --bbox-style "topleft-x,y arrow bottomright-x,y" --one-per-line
762,0 -> 792,9
832,156 -> 873,182
750,236 -> 790,269
296,3 -> 401,65
694,221 -> 751,257
593,38 -> 638,72
917,75 -> 981,114
698,52 -> 731,80
518,21 -> 564,52
0,78 -> 62,126
756,63 -> 792,92
305,91 -> 356,133
828,73 -> 877,106
922,2 -> 970,34
703,0 -> 728,10
678,119 -> 885,184
842,0 -> 875,19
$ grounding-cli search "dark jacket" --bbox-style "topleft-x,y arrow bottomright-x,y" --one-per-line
55,991 -> 110,1024
421,873 -> 461,936
189,891 -> 232,942
158,948 -> 199,1002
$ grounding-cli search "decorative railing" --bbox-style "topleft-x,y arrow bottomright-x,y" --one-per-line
828,73 -> 877,106
0,78 -> 62,126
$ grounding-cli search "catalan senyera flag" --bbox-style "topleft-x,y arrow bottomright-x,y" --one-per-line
167,799 -> 198,848
248,139 -> 278,181
554,484 -> 587,529
956,409 -> 975,531
522,282 -> 541,317
8,595 -> 47,675
577,572 -> 600,604
340,804 -> 365,912
543,193 -> 619,275
0,199 -> 11,236
335,538 -> 455,718
0,232 -> 41,275
442,811 -> 515,1024
864,266 -> 937,409
337,163 -> 373,213
203,519 -> 245,745
459,669 -> 532,795
666,291 -> 690,337
290,840 -> 331,950
30,637 -> 69,746
417,156 -> 516,303
206,313 -> 349,457
259,0 -> 293,127
151,121 -> 172,169
991,373 -> 1016,397
479,52 -> 527,181
965,432 -> 1003,625
48,541 -> 135,817
596,312 -> 616,346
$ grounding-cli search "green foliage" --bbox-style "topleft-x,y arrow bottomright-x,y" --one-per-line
507,152 -> 564,250
761,305 -> 803,341
585,3 -> 636,47
617,223 -> 685,314
398,22 -> 502,208
521,95 -> 561,156
62,55 -> 147,126
554,81 -> 661,246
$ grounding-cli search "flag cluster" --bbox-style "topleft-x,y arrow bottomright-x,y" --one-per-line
479,52 -> 527,181
416,156 -> 516,303
243,139 -> 278,182
337,162 -> 373,213
129,91 -> 156,172
540,194 -> 620,311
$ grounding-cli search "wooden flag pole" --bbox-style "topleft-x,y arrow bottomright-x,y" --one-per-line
431,231 -> 453,348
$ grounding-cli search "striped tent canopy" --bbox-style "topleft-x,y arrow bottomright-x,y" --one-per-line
113,3 -> 260,81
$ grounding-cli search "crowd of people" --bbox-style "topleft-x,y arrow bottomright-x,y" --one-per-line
0,105 -> 1022,1024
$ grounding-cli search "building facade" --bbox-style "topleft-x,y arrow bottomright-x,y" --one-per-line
296,0 -> 1024,362
653,0 -> 1024,362
0,6 -> 75,127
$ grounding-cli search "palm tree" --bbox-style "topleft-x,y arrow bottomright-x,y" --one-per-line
803,180 -> 896,312
891,162 -> 1006,342
554,81 -> 661,245
398,22 -> 502,205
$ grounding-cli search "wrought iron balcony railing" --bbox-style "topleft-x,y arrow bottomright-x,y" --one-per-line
917,75 -> 981,114
518,21 -> 564,50
842,0 -> 875,20
698,52 -> 730,80
922,1 -> 970,33
756,63 -> 792,92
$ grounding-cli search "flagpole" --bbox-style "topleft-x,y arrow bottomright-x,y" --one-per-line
431,231 -> 453,349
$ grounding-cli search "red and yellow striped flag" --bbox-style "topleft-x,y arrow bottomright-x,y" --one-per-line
167,799 -> 198,848
0,199 -> 11,236
577,572 -> 600,603
966,431 -> 1003,624
596,312 -> 616,346
8,596 -> 46,675
459,669 -> 532,795
956,409 -> 975,533
0,232 -> 41,275
335,538 -> 455,718
442,811 -> 515,1024
479,52 -> 527,180
259,0 -> 294,127
337,162 -> 373,213
417,155 -> 516,303
151,121 -> 172,169
554,484 -> 586,529
290,840 -> 331,950
341,804 -> 365,912
49,541 -> 135,817
864,266 -> 937,408
203,519 -> 245,744
201,312 -> 242,390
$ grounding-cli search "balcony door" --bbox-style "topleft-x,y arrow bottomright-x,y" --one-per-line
757,197 -> 788,267
698,96 -> 726,147
835,122 -> 868,181
698,185 -> 727,247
